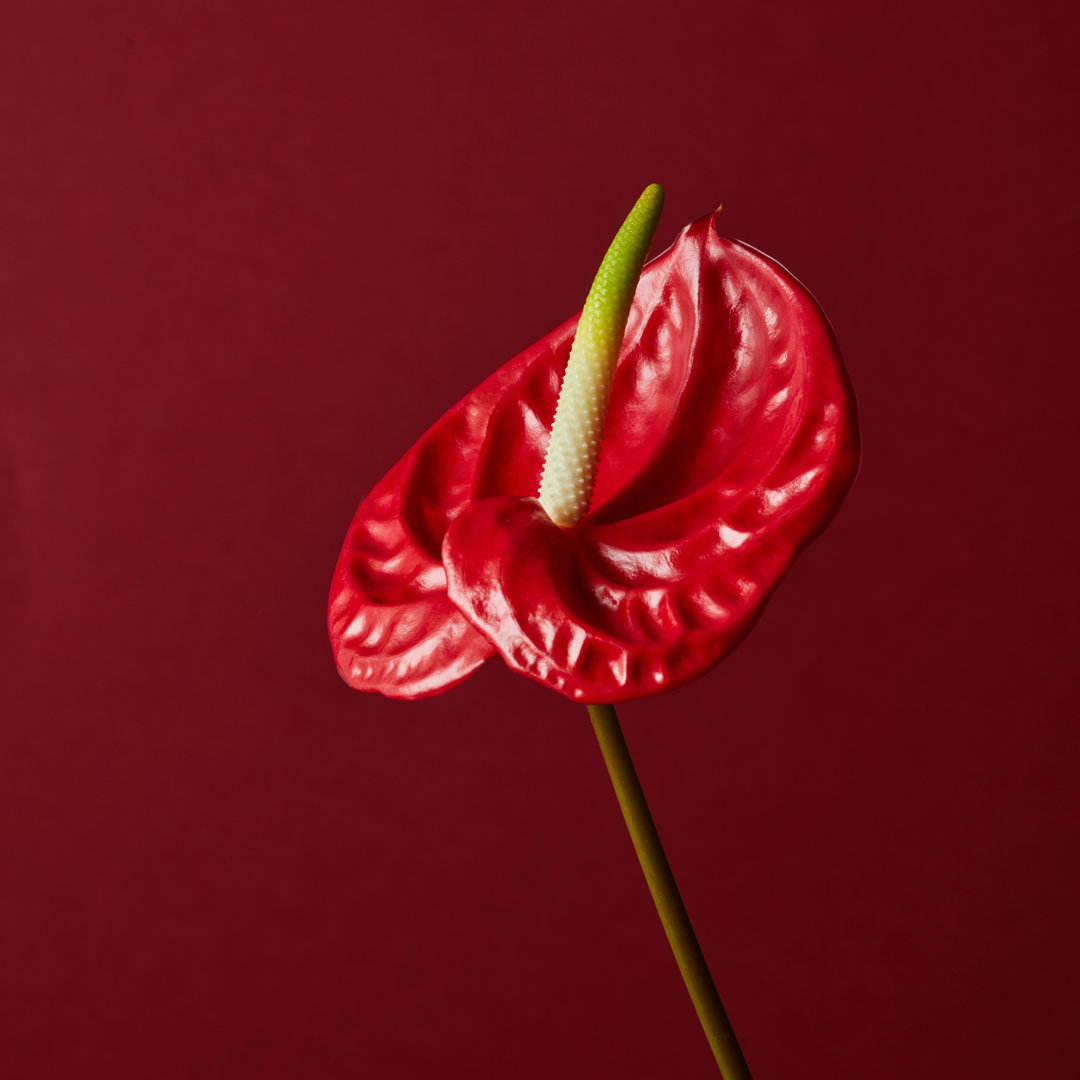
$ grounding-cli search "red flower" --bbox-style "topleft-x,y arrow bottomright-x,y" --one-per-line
328,209 -> 858,703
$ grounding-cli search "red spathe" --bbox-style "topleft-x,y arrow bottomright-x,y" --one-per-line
328,211 -> 859,702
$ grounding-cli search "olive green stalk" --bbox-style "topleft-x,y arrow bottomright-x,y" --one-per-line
589,704 -> 754,1079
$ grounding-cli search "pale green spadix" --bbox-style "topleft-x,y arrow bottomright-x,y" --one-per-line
537,184 -> 664,527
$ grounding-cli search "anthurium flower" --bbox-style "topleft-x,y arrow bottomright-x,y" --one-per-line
328,197 -> 858,704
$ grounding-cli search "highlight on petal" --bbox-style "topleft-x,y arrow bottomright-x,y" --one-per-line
328,311 -> 561,698
328,209 -> 858,702
327,457 -> 495,699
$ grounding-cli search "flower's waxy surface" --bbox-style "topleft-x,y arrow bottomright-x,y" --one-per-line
328,209 -> 859,703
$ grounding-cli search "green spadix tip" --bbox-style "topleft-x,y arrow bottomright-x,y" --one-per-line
538,185 -> 664,527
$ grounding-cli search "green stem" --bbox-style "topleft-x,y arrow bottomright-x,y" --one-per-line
587,703 -> 753,1079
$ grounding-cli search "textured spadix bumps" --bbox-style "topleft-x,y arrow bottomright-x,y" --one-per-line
539,184 -> 664,526
328,204 -> 858,702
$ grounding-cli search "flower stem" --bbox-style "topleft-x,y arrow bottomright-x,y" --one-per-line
587,703 -> 753,1079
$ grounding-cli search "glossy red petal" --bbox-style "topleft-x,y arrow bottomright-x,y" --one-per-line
442,218 -> 858,702
327,312 -> 564,697
328,457 -> 493,698
329,211 -> 858,701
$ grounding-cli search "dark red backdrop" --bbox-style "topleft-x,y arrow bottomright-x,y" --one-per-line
2,2 -> 1077,1077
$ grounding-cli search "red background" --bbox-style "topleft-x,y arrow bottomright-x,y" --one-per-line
2,2 -> 1077,1077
